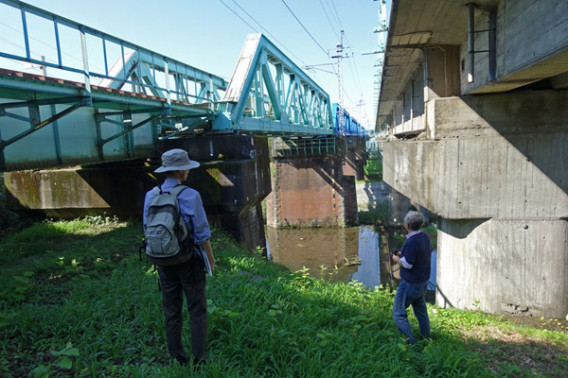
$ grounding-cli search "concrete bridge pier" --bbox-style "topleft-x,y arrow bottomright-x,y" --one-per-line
436,218 -> 567,317
266,137 -> 359,228
162,135 -> 271,250
344,136 -> 368,181
383,90 -> 568,318
4,134 -> 271,251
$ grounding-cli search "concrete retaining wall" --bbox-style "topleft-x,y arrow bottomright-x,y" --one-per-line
5,135 -> 272,251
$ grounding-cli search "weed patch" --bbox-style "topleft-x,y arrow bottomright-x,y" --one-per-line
0,219 -> 566,376
363,155 -> 382,181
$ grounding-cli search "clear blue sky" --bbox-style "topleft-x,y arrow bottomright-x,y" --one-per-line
4,0 -> 386,129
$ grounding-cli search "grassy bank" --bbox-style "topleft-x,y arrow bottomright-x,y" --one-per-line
1,218 -> 567,377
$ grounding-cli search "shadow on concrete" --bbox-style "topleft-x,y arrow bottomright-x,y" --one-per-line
436,286 -> 455,309
461,90 -> 568,197
71,135 -> 272,250
437,218 -> 489,239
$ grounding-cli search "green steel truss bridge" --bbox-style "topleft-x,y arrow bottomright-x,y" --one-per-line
0,0 -> 336,171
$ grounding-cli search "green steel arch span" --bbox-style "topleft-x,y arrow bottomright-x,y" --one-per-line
0,0 -> 334,172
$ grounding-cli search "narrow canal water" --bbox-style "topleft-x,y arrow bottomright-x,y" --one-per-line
265,225 -> 395,289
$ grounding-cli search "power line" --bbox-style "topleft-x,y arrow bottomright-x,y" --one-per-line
305,66 -> 336,75
0,20 -> 105,71
336,28 -> 362,91
281,0 -> 329,57
228,0 -> 307,66
319,1 -> 362,109
0,34 -> 22,51
345,45 -> 362,89
217,0 -> 258,33
327,0 -> 344,31
302,62 -> 336,75
317,0 -> 340,41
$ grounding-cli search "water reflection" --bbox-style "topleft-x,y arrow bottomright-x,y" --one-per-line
266,226 -> 388,289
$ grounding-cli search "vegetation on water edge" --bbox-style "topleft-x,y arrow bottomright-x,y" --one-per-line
1,218 -> 567,377
358,201 -> 389,226
363,154 -> 382,181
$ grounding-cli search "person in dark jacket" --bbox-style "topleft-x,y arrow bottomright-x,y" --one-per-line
391,210 -> 432,344
143,148 -> 215,366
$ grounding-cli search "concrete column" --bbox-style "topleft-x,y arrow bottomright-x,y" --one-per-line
343,137 -> 368,181
424,45 -> 461,102
266,156 -> 356,228
4,165 -> 152,218
388,187 -> 411,227
437,218 -> 568,318
383,89 -> 568,318
152,134 -> 272,251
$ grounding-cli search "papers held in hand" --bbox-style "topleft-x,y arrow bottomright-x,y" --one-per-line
195,245 -> 213,276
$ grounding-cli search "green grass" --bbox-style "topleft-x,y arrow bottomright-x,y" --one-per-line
363,156 -> 382,181
1,219 -> 567,377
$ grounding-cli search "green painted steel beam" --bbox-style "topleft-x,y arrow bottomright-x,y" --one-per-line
0,1 -> 336,172
0,100 -> 87,150
0,69 -> 215,117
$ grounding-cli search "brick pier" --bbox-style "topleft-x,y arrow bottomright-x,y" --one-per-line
266,137 -> 362,228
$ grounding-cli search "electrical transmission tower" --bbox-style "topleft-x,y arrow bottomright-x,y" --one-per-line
301,30 -> 350,134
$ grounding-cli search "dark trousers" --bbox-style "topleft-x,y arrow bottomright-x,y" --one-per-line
157,255 -> 207,362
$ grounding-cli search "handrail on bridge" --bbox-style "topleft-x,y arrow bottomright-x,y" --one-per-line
0,0 -> 228,106
272,137 -> 338,158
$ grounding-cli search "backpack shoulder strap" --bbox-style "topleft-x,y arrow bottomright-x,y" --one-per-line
169,185 -> 189,198
167,185 -> 189,241
151,186 -> 161,196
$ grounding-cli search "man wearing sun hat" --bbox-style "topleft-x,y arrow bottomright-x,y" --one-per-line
143,148 -> 215,366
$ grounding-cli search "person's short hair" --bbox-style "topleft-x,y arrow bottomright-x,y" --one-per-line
404,211 -> 424,231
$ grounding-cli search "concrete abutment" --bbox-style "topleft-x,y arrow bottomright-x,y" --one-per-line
5,134 -> 271,251
437,218 -> 568,317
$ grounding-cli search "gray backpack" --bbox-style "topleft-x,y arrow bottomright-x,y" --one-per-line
144,185 -> 190,263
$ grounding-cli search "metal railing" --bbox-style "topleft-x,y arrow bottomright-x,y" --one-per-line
273,137 -> 339,157
0,0 -> 227,105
